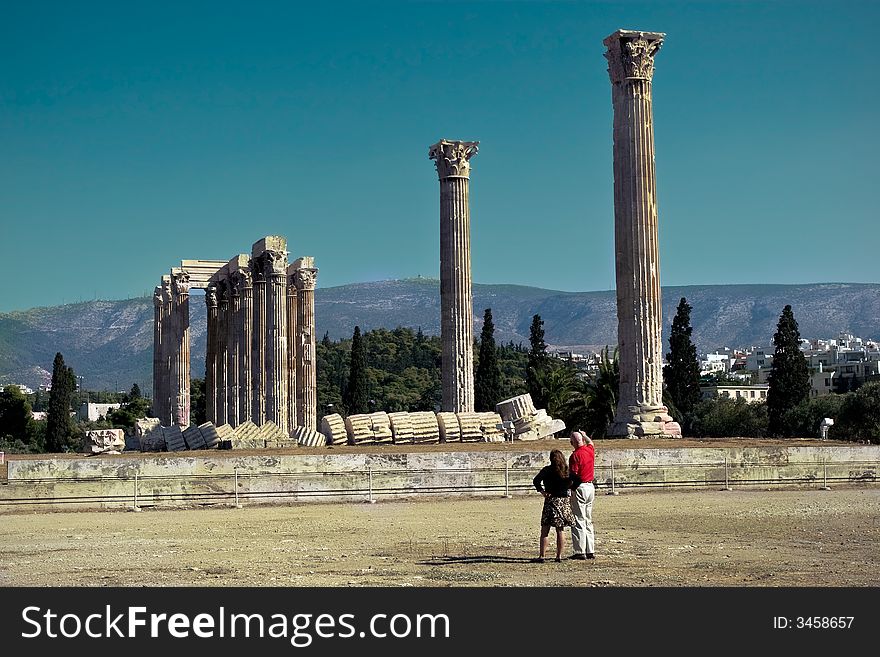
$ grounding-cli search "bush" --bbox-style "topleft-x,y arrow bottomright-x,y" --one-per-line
783,395 -> 846,438
690,398 -> 768,438
831,382 -> 880,444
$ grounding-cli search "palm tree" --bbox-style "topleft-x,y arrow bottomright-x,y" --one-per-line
563,347 -> 619,438
531,362 -> 578,420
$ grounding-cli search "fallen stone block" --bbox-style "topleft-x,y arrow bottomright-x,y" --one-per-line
292,426 -> 327,447
320,414 -> 347,445
437,412 -> 461,443
163,425 -> 186,452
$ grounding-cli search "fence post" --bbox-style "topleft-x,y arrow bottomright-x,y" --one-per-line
234,468 -> 242,508
131,473 -> 142,512
367,466 -> 376,503
722,458 -> 732,491
821,458 -> 831,491
608,461 -> 619,495
503,460 -> 511,498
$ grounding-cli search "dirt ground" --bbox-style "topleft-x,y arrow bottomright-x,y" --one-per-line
1,486 -> 877,587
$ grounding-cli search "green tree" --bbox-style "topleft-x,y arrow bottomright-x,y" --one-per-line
45,352 -> 75,452
189,378 -> 206,425
767,305 -> 810,436
663,297 -> 702,430
106,382 -> 153,430
690,397 -> 768,438
832,382 -> 880,443
783,394 -> 846,438
527,314 -> 549,408
0,385 -> 36,451
316,334 -> 347,420
344,326 -> 370,415
475,308 -> 501,412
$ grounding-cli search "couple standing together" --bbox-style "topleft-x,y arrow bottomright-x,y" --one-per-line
532,431 -> 595,563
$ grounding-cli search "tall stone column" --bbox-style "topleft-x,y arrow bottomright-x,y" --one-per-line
216,278 -> 229,425
251,256 -> 267,425
171,270 -> 191,427
293,258 -> 318,430
160,276 -> 174,425
152,284 -> 164,422
205,283 -> 219,424
604,29 -> 680,438
237,266 -> 254,424
264,248 -> 289,433
429,139 -> 478,413
228,271 -> 241,427
286,268 -> 299,433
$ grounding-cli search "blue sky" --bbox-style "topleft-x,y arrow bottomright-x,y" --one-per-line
1,1 -> 877,312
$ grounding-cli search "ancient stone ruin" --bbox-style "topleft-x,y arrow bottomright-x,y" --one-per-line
83,429 -> 126,454
152,236 -> 318,437
312,392 -> 563,447
603,30 -> 681,438
495,393 -> 566,441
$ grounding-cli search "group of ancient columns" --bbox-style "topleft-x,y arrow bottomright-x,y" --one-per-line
152,237 -> 319,435
428,30 -> 679,437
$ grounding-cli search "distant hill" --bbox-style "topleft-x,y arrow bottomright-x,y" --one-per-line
1,280 -> 877,391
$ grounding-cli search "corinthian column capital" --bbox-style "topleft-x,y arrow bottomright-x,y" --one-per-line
161,276 -> 173,303
205,283 -> 218,308
293,267 -> 318,291
237,267 -> 253,290
171,270 -> 191,296
153,286 -> 163,308
429,139 -> 479,179
603,29 -> 664,83
265,249 -> 289,277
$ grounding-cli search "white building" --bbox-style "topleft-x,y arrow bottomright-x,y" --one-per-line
700,384 -> 769,404
77,402 -> 121,422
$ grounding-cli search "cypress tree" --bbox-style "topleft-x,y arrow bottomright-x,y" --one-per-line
45,352 -> 74,452
527,314 -> 549,408
663,297 -> 702,424
344,326 -> 369,415
475,308 -> 501,411
767,305 -> 811,436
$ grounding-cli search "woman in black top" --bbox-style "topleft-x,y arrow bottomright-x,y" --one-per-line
532,449 -> 576,562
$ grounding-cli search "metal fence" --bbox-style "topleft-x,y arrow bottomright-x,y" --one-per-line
1,457 -> 877,511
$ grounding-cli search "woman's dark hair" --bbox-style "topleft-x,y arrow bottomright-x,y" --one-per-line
550,449 -> 568,479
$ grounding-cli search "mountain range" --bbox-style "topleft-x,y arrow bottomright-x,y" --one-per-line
1,279 -> 877,391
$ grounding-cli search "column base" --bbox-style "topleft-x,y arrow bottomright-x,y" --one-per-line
608,405 -> 681,438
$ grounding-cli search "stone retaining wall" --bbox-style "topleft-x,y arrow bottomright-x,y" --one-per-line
2,445 -> 877,513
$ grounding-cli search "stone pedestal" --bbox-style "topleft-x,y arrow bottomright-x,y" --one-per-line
429,139 -> 479,413
604,29 -> 680,438
292,258 -> 318,430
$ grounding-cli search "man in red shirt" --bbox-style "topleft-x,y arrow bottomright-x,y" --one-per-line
568,430 -> 595,559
